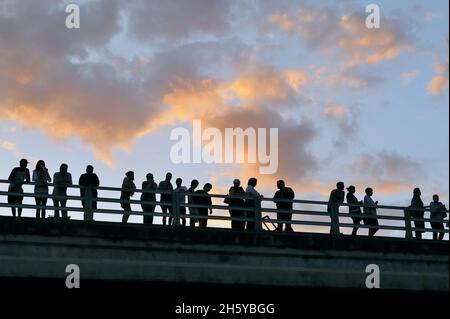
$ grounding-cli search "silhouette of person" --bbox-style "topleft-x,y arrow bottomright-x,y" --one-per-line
410,188 -> 425,239
327,181 -> 345,234
7,158 -> 30,217
245,177 -> 263,231
32,160 -> 51,219
188,179 -> 199,227
121,171 -> 136,223
363,187 -> 379,237
141,173 -> 157,225
429,194 -> 447,240
159,172 -> 174,226
226,179 -> 245,230
273,180 -> 295,232
79,165 -> 100,221
346,185 -> 363,236
52,163 -> 72,219
174,178 -> 188,226
193,183 -> 213,227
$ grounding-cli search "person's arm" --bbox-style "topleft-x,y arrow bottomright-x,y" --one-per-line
32,171 -> 37,182
46,170 -> 51,182
67,173 -> 73,186
25,169 -> 31,183
94,175 -> 100,187
7,168 -> 16,182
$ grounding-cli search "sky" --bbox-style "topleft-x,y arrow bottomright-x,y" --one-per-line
0,0 -> 448,234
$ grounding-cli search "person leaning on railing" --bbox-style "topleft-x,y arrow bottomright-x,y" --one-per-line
121,171 -> 136,224
225,179 -> 246,230
32,160 -> 51,219
363,187 -> 379,237
52,163 -> 73,219
7,158 -> 30,217
78,165 -> 100,221
429,194 -> 447,240
244,178 -> 263,231
141,173 -> 157,225
193,183 -> 213,227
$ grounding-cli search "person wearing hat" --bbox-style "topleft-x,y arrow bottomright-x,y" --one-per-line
346,185 -> 363,236
7,159 -> 31,217
226,179 -> 245,230
121,171 -> 136,223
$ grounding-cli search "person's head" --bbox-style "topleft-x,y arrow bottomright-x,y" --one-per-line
126,171 -> 134,180
336,181 -> 345,191
19,158 -> 28,168
413,187 -> 421,196
346,185 -> 356,194
433,194 -> 439,202
233,179 -> 241,187
176,178 -> 182,187
190,179 -> 199,188
365,187 -> 373,196
203,183 -> 212,193
277,180 -> 285,190
36,160 -> 45,171
146,173 -> 154,182
165,172 -> 172,181
86,165 -> 94,174
248,177 -> 257,187
60,163 -> 68,174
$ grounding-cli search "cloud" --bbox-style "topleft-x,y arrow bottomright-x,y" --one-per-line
349,152 -> 426,195
126,0 -> 241,41
268,6 -> 412,66
427,38 -> 449,96
0,139 -> 22,158
427,61 -> 449,96
401,70 -> 418,84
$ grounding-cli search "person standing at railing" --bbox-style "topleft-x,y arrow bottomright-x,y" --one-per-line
245,178 -> 263,231
188,179 -> 199,227
193,183 -> 213,227
141,173 -> 157,225
363,187 -> 379,237
32,160 -> 51,219
7,158 -> 30,217
121,171 -> 136,223
409,188 -> 425,239
79,165 -> 100,221
429,194 -> 447,240
273,180 -> 295,232
52,163 -> 72,219
327,181 -> 345,234
225,179 -> 245,230
159,172 -> 174,226
174,178 -> 188,226
346,185 -> 363,236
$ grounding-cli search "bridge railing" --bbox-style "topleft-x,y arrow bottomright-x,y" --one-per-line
0,179 -> 448,240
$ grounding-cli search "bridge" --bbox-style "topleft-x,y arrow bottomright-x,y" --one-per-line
0,179 -> 448,308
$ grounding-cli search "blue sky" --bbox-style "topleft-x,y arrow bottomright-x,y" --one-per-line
0,0 -> 448,220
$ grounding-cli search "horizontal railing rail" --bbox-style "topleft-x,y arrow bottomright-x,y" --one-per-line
0,179 -> 448,240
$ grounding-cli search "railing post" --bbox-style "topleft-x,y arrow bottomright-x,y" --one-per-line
330,204 -> 340,235
404,208 -> 413,239
254,197 -> 262,232
172,191 -> 180,226
84,186 -> 93,221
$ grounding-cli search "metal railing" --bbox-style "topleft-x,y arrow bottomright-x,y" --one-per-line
0,179 -> 448,240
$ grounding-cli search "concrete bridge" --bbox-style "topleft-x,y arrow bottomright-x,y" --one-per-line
0,216 -> 447,302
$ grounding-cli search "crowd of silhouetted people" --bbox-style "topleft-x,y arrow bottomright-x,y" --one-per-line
3,158 -> 449,240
